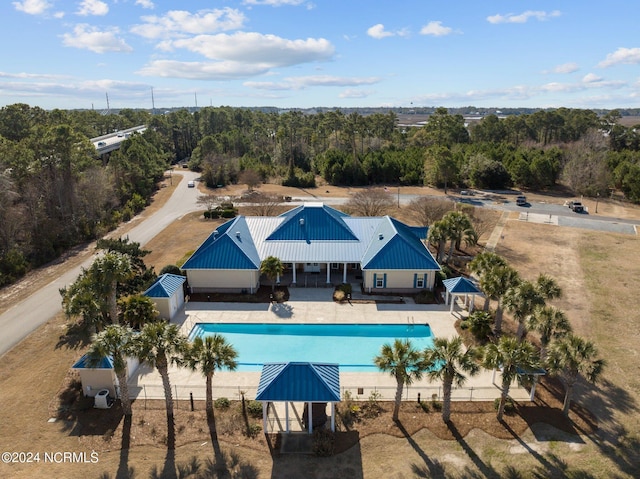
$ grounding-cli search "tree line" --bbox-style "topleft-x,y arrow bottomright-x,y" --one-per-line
2,102 -> 640,287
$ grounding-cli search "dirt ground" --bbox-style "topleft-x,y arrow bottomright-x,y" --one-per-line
1,175 -> 639,478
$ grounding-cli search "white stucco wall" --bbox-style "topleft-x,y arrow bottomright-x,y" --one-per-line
186,269 -> 260,293
79,369 -> 117,397
363,270 -> 436,292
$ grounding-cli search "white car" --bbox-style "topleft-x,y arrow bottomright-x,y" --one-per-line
187,180 -> 195,188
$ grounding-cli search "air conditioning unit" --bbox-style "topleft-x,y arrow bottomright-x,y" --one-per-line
94,389 -> 114,409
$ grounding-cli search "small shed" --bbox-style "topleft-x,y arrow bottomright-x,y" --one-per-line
143,273 -> 186,321
72,354 -> 139,398
256,362 -> 340,434
442,276 -> 483,313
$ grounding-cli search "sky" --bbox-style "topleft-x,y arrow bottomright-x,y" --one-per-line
1,0 -> 640,111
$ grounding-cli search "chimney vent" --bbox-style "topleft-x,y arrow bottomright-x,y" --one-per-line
379,233 -> 384,240
299,218 -> 305,226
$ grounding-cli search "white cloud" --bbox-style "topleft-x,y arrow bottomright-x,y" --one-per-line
420,21 -> 453,37
135,0 -> 154,8
597,47 -> 640,68
339,89 -> 374,99
487,10 -> 561,24
61,24 -> 133,53
13,0 -> 51,15
137,60 -> 271,79
367,24 -> 393,39
551,62 -> 579,74
583,73 -> 602,83
131,8 -> 246,39
245,75 -> 380,90
76,0 -> 108,16
169,32 -> 334,66
243,0 -> 306,5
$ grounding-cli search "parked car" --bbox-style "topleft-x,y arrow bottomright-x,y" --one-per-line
516,195 -> 527,206
97,141 -> 106,147
187,180 -> 195,188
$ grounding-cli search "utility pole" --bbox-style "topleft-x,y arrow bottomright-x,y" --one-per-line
151,87 -> 156,115
105,92 -> 110,115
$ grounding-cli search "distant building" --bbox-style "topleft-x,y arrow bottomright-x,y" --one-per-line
181,203 -> 439,294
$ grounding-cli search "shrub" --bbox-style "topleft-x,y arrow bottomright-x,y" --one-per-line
467,310 -> 493,340
246,400 -> 263,418
214,397 -> 230,409
431,399 -> 442,412
273,290 -> 285,302
333,290 -> 346,302
203,210 -> 211,219
460,320 -> 469,330
336,283 -> 352,294
220,202 -> 234,209
221,209 -> 236,218
247,423 -> 262,438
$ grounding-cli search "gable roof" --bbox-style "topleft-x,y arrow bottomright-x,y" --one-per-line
256,362 -> 340,402
72,354 -> 114,370
442,276 -> 482,294
143,273 -> 186,298
181,204 -> 439,271
266,203 -> 357,241
361,217 -> 440,270
182,216 -> 260,270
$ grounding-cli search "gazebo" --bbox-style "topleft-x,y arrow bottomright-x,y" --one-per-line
442,276 -> 484,313
256,362 -> 340,434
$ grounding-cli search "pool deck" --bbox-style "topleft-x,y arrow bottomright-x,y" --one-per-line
128,288 -> 533,404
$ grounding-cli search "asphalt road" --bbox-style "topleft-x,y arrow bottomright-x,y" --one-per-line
0,170 -> 201,358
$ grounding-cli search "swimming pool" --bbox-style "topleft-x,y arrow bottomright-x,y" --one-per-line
189,323 -> 434,372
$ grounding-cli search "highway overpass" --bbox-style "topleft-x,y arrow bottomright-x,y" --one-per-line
92,125 -> 146,154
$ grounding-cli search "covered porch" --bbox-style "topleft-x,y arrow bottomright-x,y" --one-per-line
264,262 -> 363,288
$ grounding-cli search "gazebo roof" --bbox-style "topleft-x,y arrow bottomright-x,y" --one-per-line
442,276 -> 482,294
72,354 -> 113,369
256,362 -> 340,402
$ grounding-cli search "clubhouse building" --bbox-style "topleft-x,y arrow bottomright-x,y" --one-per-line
182,203 -> 440,294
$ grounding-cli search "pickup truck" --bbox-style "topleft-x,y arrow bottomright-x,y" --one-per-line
568,201 -> 584,213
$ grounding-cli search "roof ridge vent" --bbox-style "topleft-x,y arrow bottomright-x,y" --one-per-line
379,233 -> 384,240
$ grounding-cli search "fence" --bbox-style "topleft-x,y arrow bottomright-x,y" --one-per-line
127,383 -> 506,410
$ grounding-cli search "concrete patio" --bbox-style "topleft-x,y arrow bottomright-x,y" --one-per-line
128,289 -> 534,408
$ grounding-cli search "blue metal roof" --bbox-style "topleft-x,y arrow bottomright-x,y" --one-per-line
143,273 -> 186,298
267,203 -> 357,242
72,354 -> 114,369
182,217 -> 260,270
442,277 -> 482,294
362,217 -> 440,270
256,362 -> 341,402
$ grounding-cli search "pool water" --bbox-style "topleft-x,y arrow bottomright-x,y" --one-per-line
189,323 -> 434,372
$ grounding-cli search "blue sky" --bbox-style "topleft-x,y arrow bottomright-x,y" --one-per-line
2,0 -> 639,110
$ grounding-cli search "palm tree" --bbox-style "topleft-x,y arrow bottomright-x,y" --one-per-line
427,221 -> 448,264
479,265 -> 520,332
535,273 -> 562,302
374,339 -> 426,421
90,252 -> 134,325
442,211 -> 474,262
260,256 -> 283,292
132,321 -> 188,448
527,306 -> 572,361
87,325 -> 135,416
468,251 -> 507,281
482,336 -> 540,421
503,280 -> 545,340
423,336 -> 480,422
546,334 -> 605,416
119,294 -> 160,330
186,334 -> 238,421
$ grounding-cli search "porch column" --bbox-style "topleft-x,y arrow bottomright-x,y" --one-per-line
262,402 -> 268,433
450,295 -> 455,313
308,401 -> 313,434
342,263 -> 347,283
292,262 -> 296,284
276,272 -> 280,284
285,401 -> 290,433
326,263 -> 331,284
530,376 -> 538,402
330,403 -> 335,432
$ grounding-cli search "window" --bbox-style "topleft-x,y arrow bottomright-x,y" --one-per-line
331,263 -> 339,269
376,277 -> 384,288
416,277 -> 424,288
